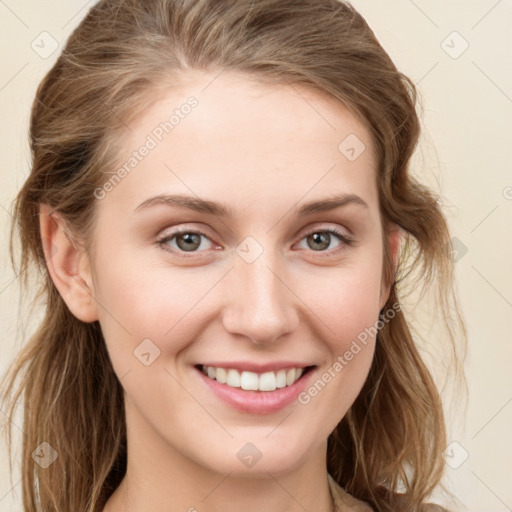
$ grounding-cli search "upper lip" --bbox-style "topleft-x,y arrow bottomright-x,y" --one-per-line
197,361 -> 315,373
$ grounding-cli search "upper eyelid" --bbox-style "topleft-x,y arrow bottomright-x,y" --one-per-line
157,225 -> 215,243
158,221 -> 350,237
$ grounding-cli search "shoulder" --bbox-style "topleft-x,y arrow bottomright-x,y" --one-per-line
328,475 -> 451,512
392,494 -> 451,512
418,505 -> 450,512
328,474 -> 374,511
376,485 -> 452,512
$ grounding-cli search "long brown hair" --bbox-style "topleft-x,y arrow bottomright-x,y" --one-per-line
1,1 -> 466,511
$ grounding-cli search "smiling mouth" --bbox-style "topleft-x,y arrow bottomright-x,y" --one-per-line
194,364 -> 316,392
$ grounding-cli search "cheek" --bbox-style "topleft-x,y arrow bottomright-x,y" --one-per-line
320,270 -> 380,379
91,245 -> 223,368
297,271 -> 381,427
298,251 -> 383,407
305,249 -> 385,344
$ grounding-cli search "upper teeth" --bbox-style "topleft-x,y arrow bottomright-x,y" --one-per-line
201,365 -> 304,392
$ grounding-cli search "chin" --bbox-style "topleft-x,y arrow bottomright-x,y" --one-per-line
191,436 -> 313,478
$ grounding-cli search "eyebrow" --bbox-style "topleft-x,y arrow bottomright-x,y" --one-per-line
133,193 -> 368,217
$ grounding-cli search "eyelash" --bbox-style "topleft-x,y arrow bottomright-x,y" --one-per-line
157,226 -> 353,257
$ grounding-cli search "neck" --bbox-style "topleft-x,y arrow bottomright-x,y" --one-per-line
103,432 -> 334,512
106,469 -> 334,512
103,398 -> 336,512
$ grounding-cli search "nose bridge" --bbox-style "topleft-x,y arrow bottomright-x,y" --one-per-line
222,236 -> 297,343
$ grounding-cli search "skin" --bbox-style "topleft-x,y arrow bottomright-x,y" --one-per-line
40,70 -> 400,512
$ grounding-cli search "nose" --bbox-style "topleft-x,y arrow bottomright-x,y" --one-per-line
221,244 -> 299,345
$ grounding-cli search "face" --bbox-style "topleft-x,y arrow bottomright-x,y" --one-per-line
84,70 -> 393,477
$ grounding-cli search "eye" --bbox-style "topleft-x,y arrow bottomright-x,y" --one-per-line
158,229 -> 215,254
157,226 -> 353,257
296,228 -> 353,254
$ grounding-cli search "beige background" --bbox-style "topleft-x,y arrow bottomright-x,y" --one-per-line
1,1 -> 511,510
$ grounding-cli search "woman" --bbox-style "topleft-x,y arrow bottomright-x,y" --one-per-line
1,0 -> 465,511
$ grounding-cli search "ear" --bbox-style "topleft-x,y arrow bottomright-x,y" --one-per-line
379,225 -> 402,310
39,203 -> 99,323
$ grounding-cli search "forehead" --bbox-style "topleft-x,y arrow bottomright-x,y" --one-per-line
99,70 -> 378,217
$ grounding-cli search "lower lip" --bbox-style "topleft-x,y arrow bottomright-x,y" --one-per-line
195,366 -> 316,415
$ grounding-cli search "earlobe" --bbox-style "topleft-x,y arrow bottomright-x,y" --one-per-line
39,203 -> 99,323
379,226 -> 402,310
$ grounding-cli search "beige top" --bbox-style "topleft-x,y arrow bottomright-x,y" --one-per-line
328,474 -> 374,511
327,474 -> 448,512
